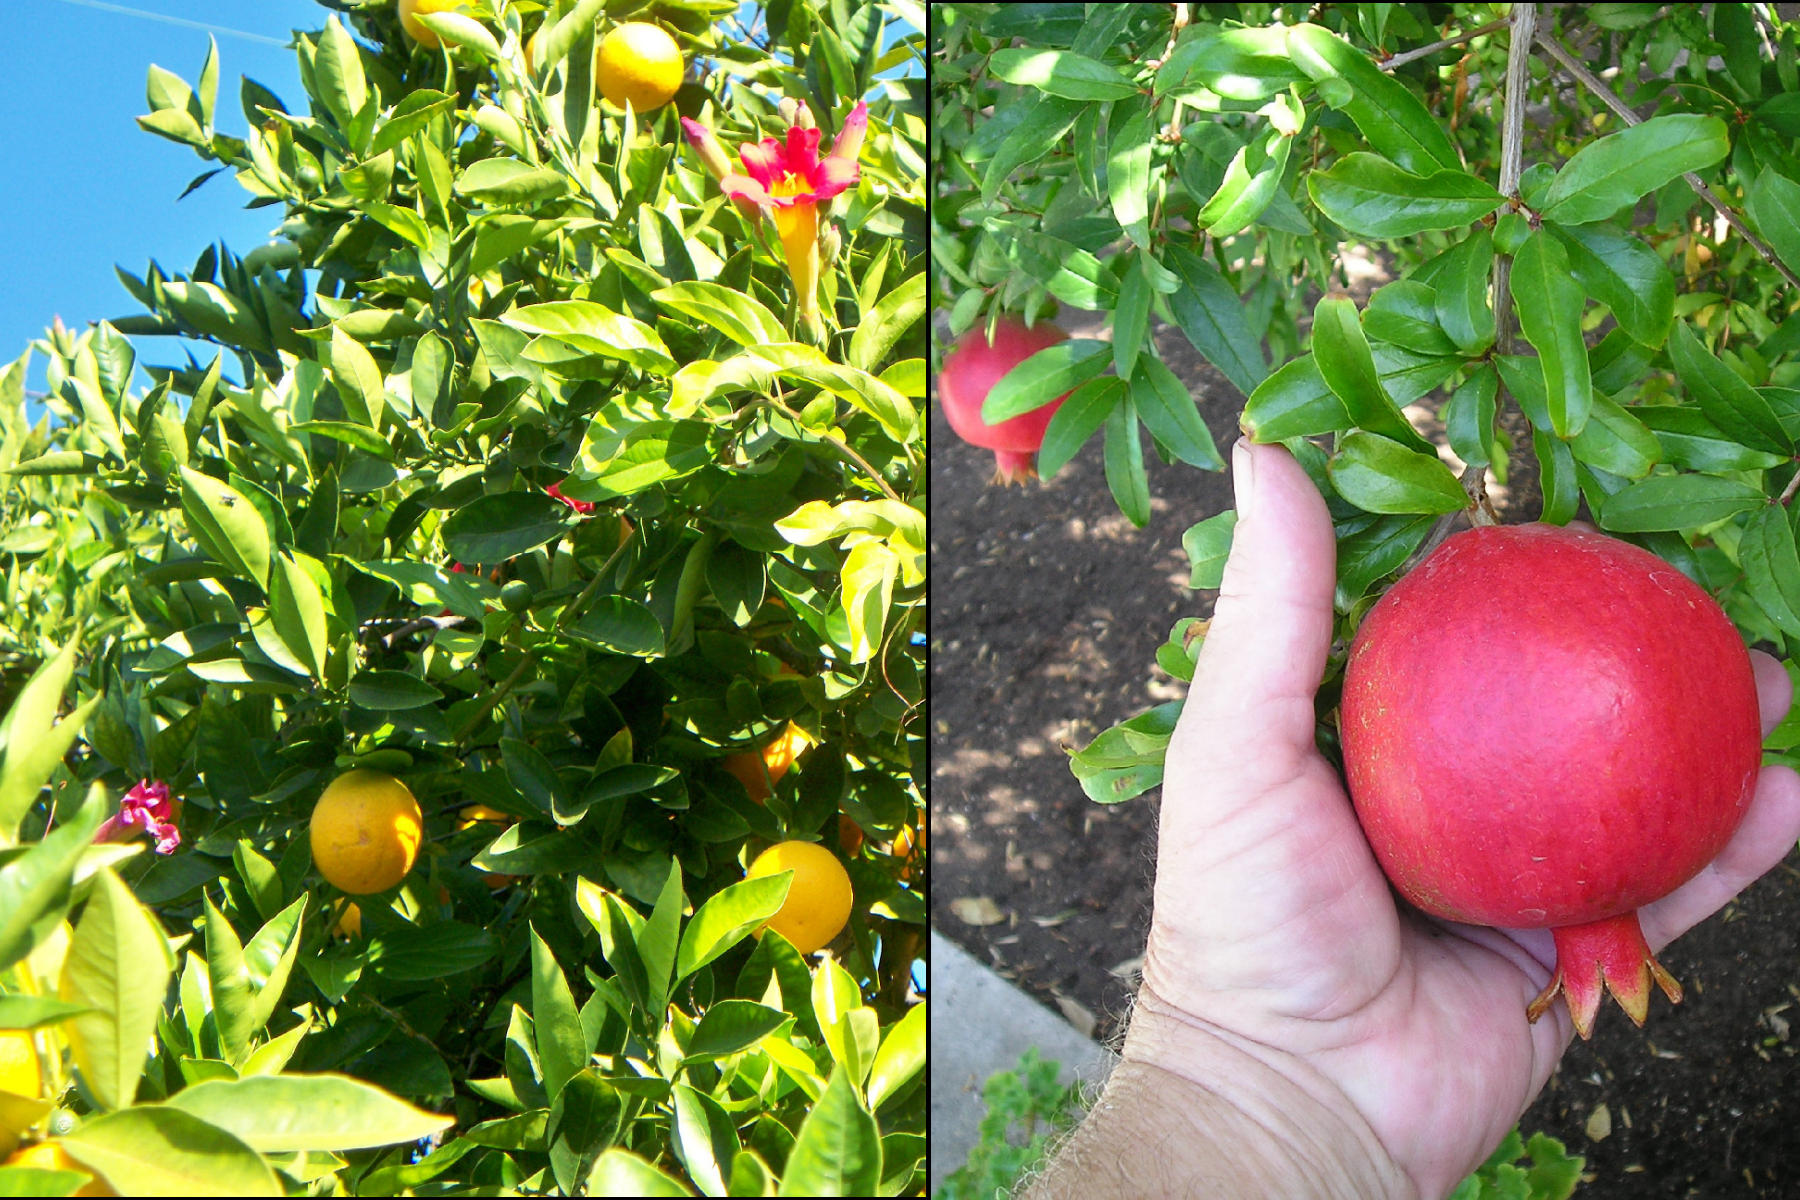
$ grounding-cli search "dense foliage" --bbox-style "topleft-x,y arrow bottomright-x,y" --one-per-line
0,0 -> 924,1193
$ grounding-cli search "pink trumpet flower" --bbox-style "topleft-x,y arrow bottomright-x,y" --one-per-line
94,778 -> 181,855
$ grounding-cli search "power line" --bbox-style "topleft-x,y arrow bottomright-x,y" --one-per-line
50,0 -> 291,46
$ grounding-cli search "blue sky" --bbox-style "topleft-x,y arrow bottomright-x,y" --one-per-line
3,1 -> 322,396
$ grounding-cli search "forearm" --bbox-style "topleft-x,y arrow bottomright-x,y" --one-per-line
1025,998 -> 1417,1200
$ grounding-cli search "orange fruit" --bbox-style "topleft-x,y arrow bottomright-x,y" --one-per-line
2,1140 -> 113,1195
838,814 -> 864,857
308,771 -> 424,895
892,821 -> 923,882
745,841 -> 853,956
723,722 -> 814,802
399,0 -> 467,49
595,22 -> 683,112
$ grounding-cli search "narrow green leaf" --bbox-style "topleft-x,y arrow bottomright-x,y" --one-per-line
1635,406 -> 1787,472
1740,504 -> 1800,636
1162,246 -> 1267,396
1363,280 -> 1458,356
1182,511 -> 1238,589
1312,297 -> 1432,451
1197,123 -> 1293,239
1103,399 -> 1150,529
1241,356 -> 1350,442
1540,114 -> 1730,225
980,339 -> 1110,425
313,15 -> 368,131
1534,429 -> 1580,524
1510,231 -> 1592,437
1107,106 -> 1154,246
1112,256 -> 1153,381
1307,153 -> 1505,238
979,95 -> 1084,205
1037,377 -> 1123,481
1158,25 -> 1304,100
989,47 -> 1140,101
777,1070 -> 881,1197
1747,169 -> 1800,274
1327,431 -> 1468,514
1668,322 -> 1791,454
1568,394 -> 1661,480
179,466 -> 271,588
1549,223 -> 1675,348
1597,473 -> 1766,532
1131,357 -> 1224,470
1431,229 -> 1495,354
1442,365 -> 1497,469
329,326 -> 384,429
1287,23 -> 1461,173
269,552 -> 328,679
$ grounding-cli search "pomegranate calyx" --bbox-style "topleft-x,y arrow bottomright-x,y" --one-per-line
991,449 -> 1040,487
1527,912 -> 1683,1040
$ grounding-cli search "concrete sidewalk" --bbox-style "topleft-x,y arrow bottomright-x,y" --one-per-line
929,929 -> 1118,1195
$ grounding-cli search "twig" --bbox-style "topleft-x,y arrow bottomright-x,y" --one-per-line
1780,463 -> 1800,506
1534,31 -> 1800,292
766,398 -> 906,502
1377,17 -> 1510,73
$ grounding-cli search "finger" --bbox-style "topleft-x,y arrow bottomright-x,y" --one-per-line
1638,764 -> 1800,951
1751,650 -> 1792,737
1174,439 -> 1337,767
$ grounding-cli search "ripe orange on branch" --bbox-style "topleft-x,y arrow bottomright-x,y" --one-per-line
398,0 -> 467,49
746,840 -> 853,956
309,770 -> 424,895
723,722 -> 814,802
595,22 -> 683,112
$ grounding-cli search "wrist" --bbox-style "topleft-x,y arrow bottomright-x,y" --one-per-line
1027,988 -> 1417,1200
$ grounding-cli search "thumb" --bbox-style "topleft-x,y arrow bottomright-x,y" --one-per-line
1173,439 -> 1338,773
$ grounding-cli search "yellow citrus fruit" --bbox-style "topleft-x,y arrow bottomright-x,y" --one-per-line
746,840 -> 853,956
3,1141 -> 113,1195
0,1032 -> 40,1101
595,22 -> 683,112
892,821 -> 923,882
724,723 -> 814,802
333,902 -> 362,940
309,770 -> 424,895
399,0 -> 466,50
525,26 -> 545,73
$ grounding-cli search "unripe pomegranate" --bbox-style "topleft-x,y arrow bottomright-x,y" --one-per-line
1340,523 -> 1761,1038
938,317 -> 1070,485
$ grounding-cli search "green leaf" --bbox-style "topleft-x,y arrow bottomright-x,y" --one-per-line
1540,114 -> 1730,225
1363,280 -> 1458,356
687,1000 -> 788,1060
179,466 -> 271,588
61,869 -> 174,1113
988,47 -> 1141,101
1182,511 -> 1238,589
1739,505 -> 1800,636
676,875 -> 788,979
1442,366 -> 1497,469
1112,256 -> 1153,381
1549,223 -> 1675,348
1327,432 -> 1468,514
1510,231 -> 1592,437
161,1073 -> 453,1153
1747,169 -> 1800,274
979,95 -> 1084,205
1535,429 -> 1580,524
1163,246 -> 1267,397
777,1069 -> 881,1197
1197,122 -> 1294,240
1307,153 -> 1505,238
1635,406 -> 1787,472
653,282 -> 787,349
455,158 -> 570,204
269,552 -> 329,679
1668,321 -> 1791,454
1158,25 -> 1303,100
329,326 -> 385,429
1597,473 -> 1766,532
348,670 -> 444,711
290,421 -> 393,459
1103,400 -> 1150,528
1108,106 -> 1154,246
588,1150 -> 692,1196
1131,357 -> 1224,470
568,597 -> 665,658
1287,23 -> 1461,173
1241,356 -> 1351,442
1312,296 -> 1432,451
1569,394 -> 1661,480
980,338 -> 1110,425
314,15 -> 368,132
1037,377 -> 1123,480
865,1002 -> 925,1109
1431,229 -> 1495,353
416,10 -> 502,58
508,301 -> 675,377
846,272 -> 925,374
442,493 -> 570,564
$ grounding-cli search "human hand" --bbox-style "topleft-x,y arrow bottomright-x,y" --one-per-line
1122,439 -> 1800,1198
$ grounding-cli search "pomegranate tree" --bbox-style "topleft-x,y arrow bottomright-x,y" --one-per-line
1339,523 -> 1763,1038
938,317 -> 1070,484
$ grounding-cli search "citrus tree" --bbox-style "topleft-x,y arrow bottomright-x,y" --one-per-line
0,0 -> 925,1193
934,0 -> 1800,1191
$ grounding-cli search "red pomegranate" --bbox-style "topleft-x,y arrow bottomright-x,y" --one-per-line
938,317 -> 1070,485
1339,523 -> 1762,1038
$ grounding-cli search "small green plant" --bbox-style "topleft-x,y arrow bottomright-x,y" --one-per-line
934,1047 -> 1085,1200
1448,1127 -> 1585,1200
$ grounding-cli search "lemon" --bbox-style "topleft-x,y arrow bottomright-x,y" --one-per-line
399,0 -> 467,50
309,770 -> 424,895
2,1140 -> 113,1195
595,22 -> 683,112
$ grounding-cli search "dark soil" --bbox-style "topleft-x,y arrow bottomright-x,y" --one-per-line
930,316 -> 1800,1199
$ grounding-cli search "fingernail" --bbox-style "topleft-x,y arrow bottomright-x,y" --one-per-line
1232,438 -> 1255,521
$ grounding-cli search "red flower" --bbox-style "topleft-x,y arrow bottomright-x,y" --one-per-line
547,480 -> 596,516
94,779 -> 181,855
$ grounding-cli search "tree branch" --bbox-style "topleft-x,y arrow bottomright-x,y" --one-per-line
1376,17 -> 1510,73
1534,30 -> 1800,292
